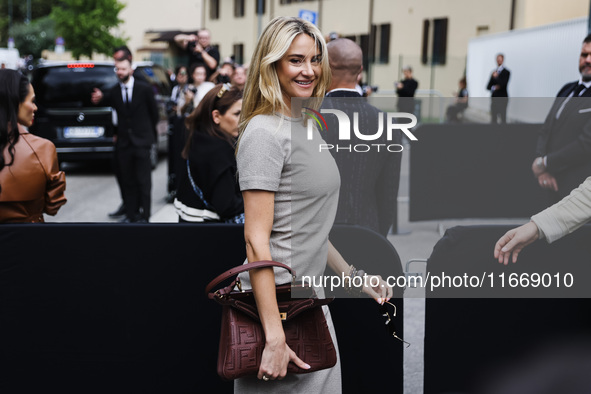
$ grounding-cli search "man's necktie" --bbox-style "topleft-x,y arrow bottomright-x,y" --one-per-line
125,87 -> 131,110
556,84 -> 586,119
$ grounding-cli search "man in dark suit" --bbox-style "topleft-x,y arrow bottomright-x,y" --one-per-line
107,45 -> 133,219
323,38 -> 402,237
532,34 -> 591,203
92,58 -> 159,222
487,53 -> 511,124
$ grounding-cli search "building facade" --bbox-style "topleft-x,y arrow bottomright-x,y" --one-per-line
119,0 -> 202,64
40,0 -> 589,97
203,0 -> 588,96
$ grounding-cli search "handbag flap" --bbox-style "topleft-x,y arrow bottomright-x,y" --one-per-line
231,297 -> 331,323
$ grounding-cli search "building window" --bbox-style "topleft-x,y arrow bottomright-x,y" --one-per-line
255,0 -> 266,14
421,17 -> 448,65
233,44 -> 244,65
421,20 -> 430,65
432,18 -> 448,65
210,0 -> 220,20
280,0 -> 314,4
150,52 -> 164,65
358,34 -> 369,72
371,23 -> 390,64
234,0 -> 245,17
337,31 -> 390,69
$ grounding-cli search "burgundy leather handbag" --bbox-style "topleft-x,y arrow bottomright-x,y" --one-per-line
205,260 -> 337,380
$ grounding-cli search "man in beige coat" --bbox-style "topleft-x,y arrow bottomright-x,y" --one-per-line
494,176 -> 591,264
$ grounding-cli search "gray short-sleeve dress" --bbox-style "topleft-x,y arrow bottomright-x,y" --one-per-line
235,113 -> 342,393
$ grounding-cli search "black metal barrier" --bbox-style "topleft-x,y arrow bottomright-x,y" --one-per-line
0,223 -> 243,394
328,225 -> 404,394
424,225 -> 591,394
410,124 -> 549,221
0,223 -> 403,393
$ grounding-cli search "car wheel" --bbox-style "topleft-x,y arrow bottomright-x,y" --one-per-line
150,143 -> 158,169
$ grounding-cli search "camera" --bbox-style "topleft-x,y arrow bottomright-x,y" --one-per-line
166,99 -> 176,117
217,74 -> 231,84
361,84 -> 378,96
187,40 -> 197,51
189,86 -> 197,94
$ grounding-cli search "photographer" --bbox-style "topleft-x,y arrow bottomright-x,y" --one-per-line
167,66 -> 190,199
174,29 -> 220,79
168,66 -> 189,117
360,83 -> 378,97
231,65 -> 246,90
181,63 -> 215,116
396,65 -> 418,114
208,61 -> 234,84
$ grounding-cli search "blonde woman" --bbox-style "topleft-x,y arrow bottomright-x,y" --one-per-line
235,17 -> 391,392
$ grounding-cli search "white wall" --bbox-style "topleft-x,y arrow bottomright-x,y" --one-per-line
118,0 -> 202,60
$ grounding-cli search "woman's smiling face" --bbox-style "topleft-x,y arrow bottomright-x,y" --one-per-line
276,33 -> 322,109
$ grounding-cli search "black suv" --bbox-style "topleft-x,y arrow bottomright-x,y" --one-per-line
30,61 -> 171,167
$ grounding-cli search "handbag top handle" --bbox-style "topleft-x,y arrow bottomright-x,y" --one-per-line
205,260 -> 295,297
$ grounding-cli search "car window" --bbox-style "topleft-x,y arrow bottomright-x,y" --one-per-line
134,65 -> 171,97
32,65 -> 118,108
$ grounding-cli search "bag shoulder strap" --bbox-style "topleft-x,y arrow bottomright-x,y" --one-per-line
205,260 -> 294,297
186,159 -> 214,210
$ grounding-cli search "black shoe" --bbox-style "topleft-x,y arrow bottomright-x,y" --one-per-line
119,216 -> 135,223
119,215 -> 148,223
108,204 -> 126,218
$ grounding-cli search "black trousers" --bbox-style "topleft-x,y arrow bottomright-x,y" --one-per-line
111,144 -> 125,204
118,144 -> 152,220
490,97 -> 508,124
446,103 -> 467,122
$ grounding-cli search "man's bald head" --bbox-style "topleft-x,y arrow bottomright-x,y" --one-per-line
327,38 -> 363,89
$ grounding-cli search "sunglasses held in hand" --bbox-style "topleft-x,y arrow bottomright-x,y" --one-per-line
379,301 -> 410,348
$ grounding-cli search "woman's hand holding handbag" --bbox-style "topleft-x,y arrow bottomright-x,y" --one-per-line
205,260 -> 338,380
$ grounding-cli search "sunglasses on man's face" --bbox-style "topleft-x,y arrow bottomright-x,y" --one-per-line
379,301 -> 410,347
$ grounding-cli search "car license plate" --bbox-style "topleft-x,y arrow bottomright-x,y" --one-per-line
64,126 -> 105,138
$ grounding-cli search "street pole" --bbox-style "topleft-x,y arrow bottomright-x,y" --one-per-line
257,0 -> 263,38
367,0 -> 374,85
26,0 -> 32,24
8,0 -> 13,36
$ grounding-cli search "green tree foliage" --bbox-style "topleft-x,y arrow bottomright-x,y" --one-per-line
50,0 -> 127,59
0,0 -> 54,45
11,16 -> 55,59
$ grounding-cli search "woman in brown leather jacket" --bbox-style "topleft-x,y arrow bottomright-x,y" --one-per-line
0,69 -> 66,223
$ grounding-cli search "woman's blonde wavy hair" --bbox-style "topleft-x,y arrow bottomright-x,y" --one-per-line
238,16 -> 331,136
